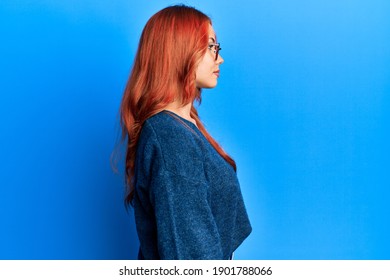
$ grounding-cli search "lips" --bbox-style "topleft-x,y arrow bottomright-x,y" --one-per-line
213,70 -> 220,77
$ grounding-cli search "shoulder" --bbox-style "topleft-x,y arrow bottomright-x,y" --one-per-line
143,111 -> 196,140
137,111 -> 204,178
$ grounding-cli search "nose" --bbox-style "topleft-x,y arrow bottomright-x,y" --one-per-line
216,54 -> 224,64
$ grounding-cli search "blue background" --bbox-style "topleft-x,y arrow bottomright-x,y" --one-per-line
1,0 -> 389,259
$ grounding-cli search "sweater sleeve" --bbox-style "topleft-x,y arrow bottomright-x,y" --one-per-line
149,171 -> 224,260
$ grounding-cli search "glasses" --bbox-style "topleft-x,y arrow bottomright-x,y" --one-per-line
208,43 -> 221,61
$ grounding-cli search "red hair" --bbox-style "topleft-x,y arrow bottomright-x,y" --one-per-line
120,5 -> 236,205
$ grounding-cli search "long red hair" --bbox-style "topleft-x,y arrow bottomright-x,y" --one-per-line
120,5 -> 236,205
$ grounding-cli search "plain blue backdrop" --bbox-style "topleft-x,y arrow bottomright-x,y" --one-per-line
0,0 -> 389,259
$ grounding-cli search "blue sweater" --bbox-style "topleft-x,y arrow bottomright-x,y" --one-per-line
133,111 -> 252,260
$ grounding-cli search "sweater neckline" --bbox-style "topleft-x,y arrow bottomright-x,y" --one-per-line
161,110 -> 199,130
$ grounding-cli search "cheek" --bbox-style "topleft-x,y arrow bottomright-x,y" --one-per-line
198,53 -> 214,70
196,58 -> 213,77
195,61 -> 206,80
195,54 -> 217,88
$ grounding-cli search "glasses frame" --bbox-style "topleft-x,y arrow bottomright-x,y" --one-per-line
208,43 -> 221,61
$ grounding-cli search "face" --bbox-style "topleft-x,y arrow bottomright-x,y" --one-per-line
195,24 -> 224,89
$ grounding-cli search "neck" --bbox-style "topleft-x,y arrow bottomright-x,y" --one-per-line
163,102 -> 197,126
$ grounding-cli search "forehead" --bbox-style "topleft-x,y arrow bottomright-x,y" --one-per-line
208,24 -> 216,41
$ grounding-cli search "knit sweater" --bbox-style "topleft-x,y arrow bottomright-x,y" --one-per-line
133,110 -> 252,260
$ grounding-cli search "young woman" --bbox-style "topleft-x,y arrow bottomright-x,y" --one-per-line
120,5 -> 251,260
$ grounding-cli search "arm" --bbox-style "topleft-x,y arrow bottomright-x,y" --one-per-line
149,171 -> 223,259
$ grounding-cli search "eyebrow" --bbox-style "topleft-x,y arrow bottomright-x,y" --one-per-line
209,37 -> 216,43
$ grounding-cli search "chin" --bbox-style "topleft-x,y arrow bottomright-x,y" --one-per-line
205,81 -> 218,89
196,80 -> 218,89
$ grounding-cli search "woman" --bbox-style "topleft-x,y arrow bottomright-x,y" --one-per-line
120,5 -> 251,260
